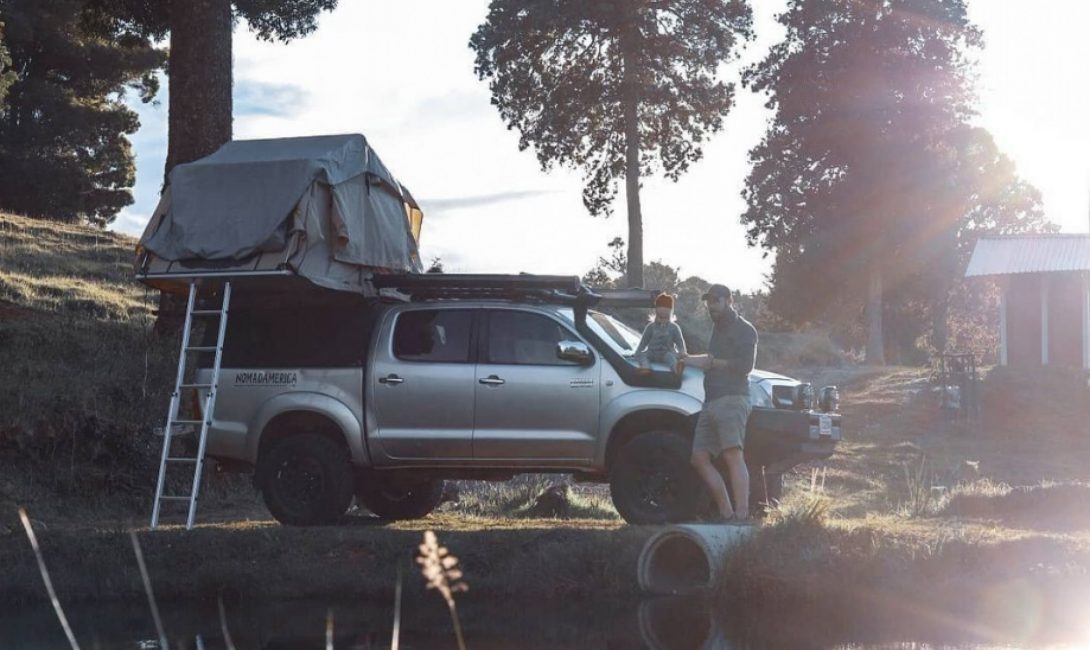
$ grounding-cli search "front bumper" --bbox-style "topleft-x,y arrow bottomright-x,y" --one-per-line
745,407 -> 842,473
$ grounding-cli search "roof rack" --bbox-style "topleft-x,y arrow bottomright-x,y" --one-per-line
370,273 -> 582,303
370,273 -> 661,307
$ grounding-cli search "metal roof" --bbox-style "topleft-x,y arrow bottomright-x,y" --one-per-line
965,235 -> 1090,277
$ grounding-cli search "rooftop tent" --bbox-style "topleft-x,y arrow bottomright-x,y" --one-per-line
136,134 -> 423,294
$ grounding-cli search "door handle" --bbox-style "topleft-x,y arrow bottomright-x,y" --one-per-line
379,374 -> 404,385
478,375 -> 505,386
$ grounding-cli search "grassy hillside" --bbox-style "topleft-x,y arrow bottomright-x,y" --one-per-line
0,213 -> 148,318
0,212 -> 175,517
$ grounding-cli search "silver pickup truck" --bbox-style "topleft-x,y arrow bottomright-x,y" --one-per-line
193,276 -> 841,526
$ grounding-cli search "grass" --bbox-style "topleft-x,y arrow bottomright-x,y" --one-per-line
0,513 -> 638,607
0,212 -> 180,527
710,364 -> 1090,646
719,489 -> 1090,647
440,476 -> 620,521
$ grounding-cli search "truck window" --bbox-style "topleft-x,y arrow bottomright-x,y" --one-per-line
218,290 -> 373,368
485,310 -> 579,366
394,310 -> 474,363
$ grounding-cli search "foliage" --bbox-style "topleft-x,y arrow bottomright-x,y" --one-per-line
0,22 -> 14,108
471,0 -> 753,285
0,0 -> 165,225
233,0 -> 338,41
85,0 -> 338,42
580,238 -> 839,366
85,0 -> 338,177
741,0 -> 1050,361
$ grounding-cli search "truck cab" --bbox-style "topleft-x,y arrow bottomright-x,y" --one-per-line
194,275 -> 841,525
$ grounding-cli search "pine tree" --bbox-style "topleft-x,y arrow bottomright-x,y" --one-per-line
87,0 -> 338,176
0,1 -> 164,225
740,0 -> 1048,363
471,0 -> 753,288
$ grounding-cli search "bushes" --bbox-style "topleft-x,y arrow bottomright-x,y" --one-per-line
756,331 -> 852,370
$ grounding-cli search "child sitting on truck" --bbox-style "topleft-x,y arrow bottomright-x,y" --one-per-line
635,293 -> 687,375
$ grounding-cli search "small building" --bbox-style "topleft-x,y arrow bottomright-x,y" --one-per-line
966,235 -> 1090,371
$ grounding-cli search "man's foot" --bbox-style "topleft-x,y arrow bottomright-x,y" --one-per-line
675,360 -> 685,375
637,367 -> 652,375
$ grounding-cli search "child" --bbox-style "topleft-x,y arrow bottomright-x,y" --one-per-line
635,293 -> 687,375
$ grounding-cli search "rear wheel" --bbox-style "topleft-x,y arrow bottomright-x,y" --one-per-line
356,472 -> 444,520
258,433 -> 354,526
609,430 -> 708,525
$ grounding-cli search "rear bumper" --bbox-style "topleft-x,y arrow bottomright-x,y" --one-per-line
745,408 -> 841,473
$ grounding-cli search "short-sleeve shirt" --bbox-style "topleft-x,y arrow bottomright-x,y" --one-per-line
704,308 -> 758,401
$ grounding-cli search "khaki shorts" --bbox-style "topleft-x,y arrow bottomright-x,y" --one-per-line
693,395 -> 752,455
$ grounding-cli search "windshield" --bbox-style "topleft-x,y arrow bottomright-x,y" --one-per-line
558,308 -> 643,357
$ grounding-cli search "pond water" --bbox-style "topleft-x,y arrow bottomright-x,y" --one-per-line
3,594 -> 1087,650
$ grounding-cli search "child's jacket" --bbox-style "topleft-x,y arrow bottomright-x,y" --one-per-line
636,320 -> 687,356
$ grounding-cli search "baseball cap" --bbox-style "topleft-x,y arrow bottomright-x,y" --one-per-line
701,284 -> 732,301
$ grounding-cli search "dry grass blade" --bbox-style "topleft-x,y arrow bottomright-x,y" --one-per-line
217,591 -> 236,650
902,456 -> 936,517
417,530 -> 468,650
19,508 -> 81,650
391,564 -> 403,650
130,531 -> 168,650
326,608 -> 334,650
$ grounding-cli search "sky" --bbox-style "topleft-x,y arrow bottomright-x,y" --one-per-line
113,0 -> 1090,293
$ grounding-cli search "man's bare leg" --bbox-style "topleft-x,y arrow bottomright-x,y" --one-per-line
718,447 -> 750,519
691,450 -> 734,518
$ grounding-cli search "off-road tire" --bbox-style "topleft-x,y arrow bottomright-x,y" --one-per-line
258,433 -> 354,526
609,430 -> 708,525
356,472 -> 444,520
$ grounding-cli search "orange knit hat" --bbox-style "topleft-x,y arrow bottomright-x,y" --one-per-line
654,293 -> 674,309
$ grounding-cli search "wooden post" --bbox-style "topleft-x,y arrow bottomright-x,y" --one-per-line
999,278 -> 1008,366
1041,275 -> 1050,366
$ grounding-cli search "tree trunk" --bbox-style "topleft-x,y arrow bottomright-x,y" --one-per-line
865,266 -> 886,365
156,0 -> 234,334
621,30 -> 643,290
164,0 -> 233,175
931,280 -> 950,356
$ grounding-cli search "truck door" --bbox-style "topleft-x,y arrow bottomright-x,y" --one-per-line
473,309 -> 600,463
369,307 -> 477,462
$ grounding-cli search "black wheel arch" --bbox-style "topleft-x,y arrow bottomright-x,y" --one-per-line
605,408 -> 698,470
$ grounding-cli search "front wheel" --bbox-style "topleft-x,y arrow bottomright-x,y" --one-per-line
356,472 -> 444,520
609,430 -> 708,525
257,433 -> 355,526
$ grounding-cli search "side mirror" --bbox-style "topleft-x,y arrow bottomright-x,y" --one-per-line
557,340 -> 594,365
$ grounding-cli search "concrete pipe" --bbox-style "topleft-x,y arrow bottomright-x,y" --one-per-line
637,524 -> 755,596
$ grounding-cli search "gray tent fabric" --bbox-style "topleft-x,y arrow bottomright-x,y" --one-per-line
138,134 -> 423,293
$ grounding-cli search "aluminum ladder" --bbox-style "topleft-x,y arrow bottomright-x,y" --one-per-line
150,281 -> 232,530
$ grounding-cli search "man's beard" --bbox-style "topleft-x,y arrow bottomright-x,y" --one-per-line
710,306 -> 733,324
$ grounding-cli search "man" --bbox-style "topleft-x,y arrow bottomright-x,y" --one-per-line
684,284 -> 758,522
